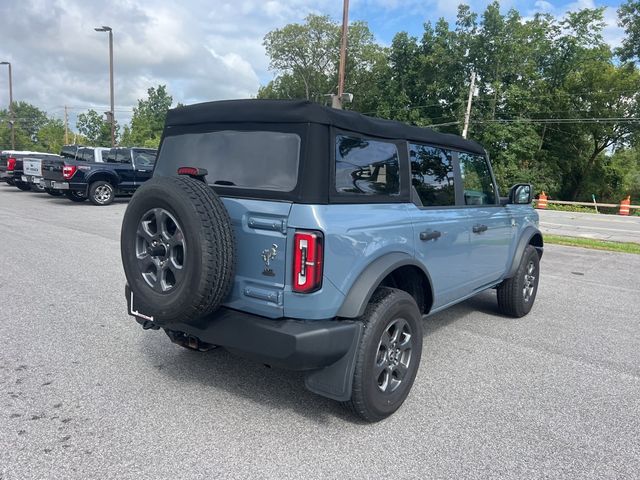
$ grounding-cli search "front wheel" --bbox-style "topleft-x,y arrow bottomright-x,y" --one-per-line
65,190 -> 88,202
15,182 -> 31,191
89,180 -> 115,206
497,245 -> 540,317
344,287 -> 423,422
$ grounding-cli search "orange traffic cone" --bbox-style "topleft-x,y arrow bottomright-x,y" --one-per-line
537,191 -> 548,209
619,196 -> 631,216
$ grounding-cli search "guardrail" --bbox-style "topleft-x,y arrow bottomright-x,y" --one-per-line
534,195 -> 640,215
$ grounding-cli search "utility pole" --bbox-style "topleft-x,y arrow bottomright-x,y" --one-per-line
462,70 -> 476,139
64,105 -> 69,144
95,26 -> 115,146
0,61 -> 14,149
332,0 -> 349,109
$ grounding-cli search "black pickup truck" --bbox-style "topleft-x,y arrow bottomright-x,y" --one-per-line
0,151 -> 61,191
42,147 -> 157,205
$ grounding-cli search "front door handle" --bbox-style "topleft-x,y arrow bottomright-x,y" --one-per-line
420,230 -> 442,241
472,224 -> 488,234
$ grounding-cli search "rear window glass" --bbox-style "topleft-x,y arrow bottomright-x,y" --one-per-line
60,146 -> 77,159
155,130 -> 300,191
335,135 -> 400,195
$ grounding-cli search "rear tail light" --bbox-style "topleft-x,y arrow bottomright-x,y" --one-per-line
7,157 -> 16,171
293,230 -> 324,293
62,165 -> 77,179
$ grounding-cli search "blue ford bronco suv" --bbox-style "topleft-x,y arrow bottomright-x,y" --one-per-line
121,99 -> 543,422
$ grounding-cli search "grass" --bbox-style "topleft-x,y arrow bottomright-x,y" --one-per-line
545,234 -> 640,255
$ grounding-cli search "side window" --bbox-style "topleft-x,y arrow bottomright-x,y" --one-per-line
335,135 -> 400,195
459,153 -> 496,205
409,144 -> 455,206
116,149 -> 132,164
105,149 -> 117,163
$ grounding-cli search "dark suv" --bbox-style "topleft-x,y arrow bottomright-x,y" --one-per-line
120,100 -> 543,422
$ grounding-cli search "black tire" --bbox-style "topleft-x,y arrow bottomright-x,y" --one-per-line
344,287 -> 423,422
45,188 -> 64,197
15,182 -> 31,191
89,180 -> 115,206
497,245 -> 540,318
6,179 -> 15,186
121,176 -> 235,327
30,183 -> 45,192
65,190 -> 88,202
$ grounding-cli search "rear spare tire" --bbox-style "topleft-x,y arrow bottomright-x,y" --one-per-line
121,176 -> 235,327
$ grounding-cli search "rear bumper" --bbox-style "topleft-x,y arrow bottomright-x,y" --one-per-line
43,179 -> 87,191
125,284 -> 360,372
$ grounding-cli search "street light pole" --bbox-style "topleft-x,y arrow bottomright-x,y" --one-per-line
0,61 -> 14,149
95,26 -> 115,147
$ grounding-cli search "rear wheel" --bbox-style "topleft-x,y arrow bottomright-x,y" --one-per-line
30,183 -> 45,192
497,245 -> 540,317
344,287 -> 423,422
15,182 -> 31,191
65,190 -> 87,202
89,180 -> 115,206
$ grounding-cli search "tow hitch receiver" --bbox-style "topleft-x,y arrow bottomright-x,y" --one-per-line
164,330 -> 217,352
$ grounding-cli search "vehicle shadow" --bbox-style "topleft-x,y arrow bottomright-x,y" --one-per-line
138,291 -> 506,424
42,196 -> 131,206
422,290 -> 505,334
138,332 -> 354,424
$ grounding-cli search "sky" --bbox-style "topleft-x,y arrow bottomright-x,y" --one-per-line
0,0 -> 629,128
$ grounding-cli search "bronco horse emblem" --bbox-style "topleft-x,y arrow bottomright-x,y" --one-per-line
261,244 -> 278,276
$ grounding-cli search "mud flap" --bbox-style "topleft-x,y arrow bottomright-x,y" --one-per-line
304,322 -> 363,402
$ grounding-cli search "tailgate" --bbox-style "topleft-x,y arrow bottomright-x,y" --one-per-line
23,158 -> 42,177
42,157 -> 65,182
221,197 -> 292,319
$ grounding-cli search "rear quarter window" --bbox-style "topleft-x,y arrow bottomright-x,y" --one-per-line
335,135 -> 400,195
155,130 -> 300,191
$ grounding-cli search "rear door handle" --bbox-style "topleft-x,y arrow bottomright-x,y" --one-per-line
472,224 -> 488,234
420,230 -> 442,241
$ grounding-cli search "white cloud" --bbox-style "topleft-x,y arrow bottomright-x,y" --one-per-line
0,0 -> 627,131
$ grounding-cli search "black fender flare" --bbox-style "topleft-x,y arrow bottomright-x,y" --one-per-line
86,171 -> 119,188
505,226 -> 544,279
336,252 -> 434,318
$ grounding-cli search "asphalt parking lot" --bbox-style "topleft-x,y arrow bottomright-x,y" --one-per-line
1,184 -> 639,480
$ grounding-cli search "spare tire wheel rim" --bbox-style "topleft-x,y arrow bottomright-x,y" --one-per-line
135,208 -> 186,293
95,184 -> 113,203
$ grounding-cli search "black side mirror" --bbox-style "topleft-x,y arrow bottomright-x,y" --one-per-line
509,183 -> 533,204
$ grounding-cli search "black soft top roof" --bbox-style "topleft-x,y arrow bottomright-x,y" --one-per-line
165,99 -> 485,155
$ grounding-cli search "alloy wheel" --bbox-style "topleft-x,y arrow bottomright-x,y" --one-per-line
135,208 -> 186,293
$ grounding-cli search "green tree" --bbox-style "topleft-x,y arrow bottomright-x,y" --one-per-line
618,1 -> 640,62
259,14 -> 385,106
76,109 -> 118,147
36,119 -> 65,154
122,85 -> 172,148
